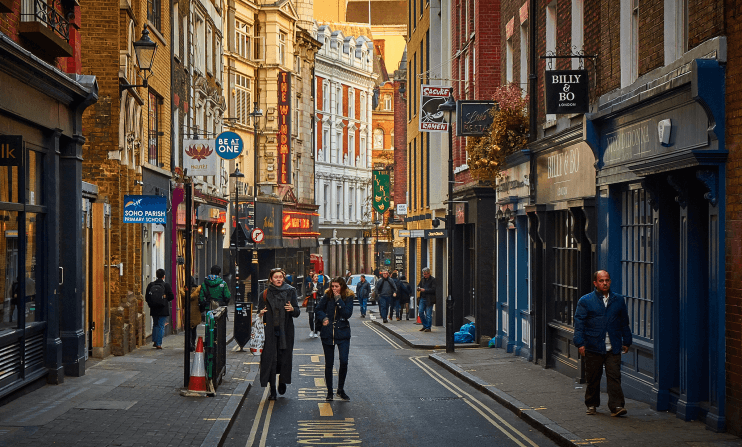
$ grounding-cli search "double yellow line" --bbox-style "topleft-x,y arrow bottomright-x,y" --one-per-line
245,387 -> 274,447
363,321 -> 403,349
409,356 -> 540,447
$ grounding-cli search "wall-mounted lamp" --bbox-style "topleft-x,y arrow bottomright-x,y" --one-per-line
120,26 -> 159,92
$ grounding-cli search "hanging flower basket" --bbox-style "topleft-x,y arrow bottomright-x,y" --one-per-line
467,84 -> 529,183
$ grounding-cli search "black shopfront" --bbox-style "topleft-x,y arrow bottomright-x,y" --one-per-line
0,36 -> 98,397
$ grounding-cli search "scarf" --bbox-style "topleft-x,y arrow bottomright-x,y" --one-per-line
266,283 -> 292,350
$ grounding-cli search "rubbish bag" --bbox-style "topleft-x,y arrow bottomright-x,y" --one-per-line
454,331 -> 474,343
459,322 -> 476,338
488,338 -> 496,348
249,314 -> 265,355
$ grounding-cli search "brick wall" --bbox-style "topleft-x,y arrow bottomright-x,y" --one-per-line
393,78 -> 407,204
725,0 -> 742,436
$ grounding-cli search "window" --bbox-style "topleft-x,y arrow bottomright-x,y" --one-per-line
520,21 -> 528,94
621,188 -> 656,340
506,38 -> 514,83
571,0 -> 584,69
147,0 -> 161,30
182,15 -> 187,60
664,0 -> 688,64
323,184 -> 330,220
552,211 -> 579,326
173,3 -> 179,58
148,91 -> 160,166
360,136 -> 366,167
336,185 -> 343,220
348,133 -> 355,166
360,94 -> 366,121
335,132 -> 342,163
207,24 -> 213,74
323,82 -> 329,111
384,94 -> 392,111
293,90 -> 299,137
374,128 -> 384,150
336,86 -> 342,115
323,129 -> 329,162
295,54 -> 301,73
195,16 -> 204,73
237,20 -> 251,59
349,187 -> 355,221
279,31 -> 287,66
348,89 -> 355,119
620,0 -> 639,86
235,74 -> 250,125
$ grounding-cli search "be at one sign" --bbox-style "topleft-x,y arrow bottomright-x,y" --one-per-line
545,70 -> 589,114
215,131 -> 244,160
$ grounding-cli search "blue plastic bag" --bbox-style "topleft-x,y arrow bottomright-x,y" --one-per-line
459,322 -> 476,337
454,331 -> 474,343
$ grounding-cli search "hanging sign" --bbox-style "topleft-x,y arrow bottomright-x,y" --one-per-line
424,229 -> 448,239
277,70 -> 292,184
419,85 -> 453,132
123,195 -> 167,224
215,131 -> 243,160
282,211 -> 319,236
545,70 -> 589,114
456,101 -> 496,136
0,136 -> 22,167
183,139 -> 218,176
372,171 -> 391,213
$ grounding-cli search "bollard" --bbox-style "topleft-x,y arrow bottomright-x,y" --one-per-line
446,295 -> 455,353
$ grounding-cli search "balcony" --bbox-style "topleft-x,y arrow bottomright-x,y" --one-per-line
0,0 -> 13,14
19,0 -> 73,58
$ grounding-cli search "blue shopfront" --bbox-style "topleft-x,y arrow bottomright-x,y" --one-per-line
586,53 -> 726,430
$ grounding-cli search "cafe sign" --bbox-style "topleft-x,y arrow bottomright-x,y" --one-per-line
419,85 -> 453,132
545,70 -> 589,114
456,101 -> 496,136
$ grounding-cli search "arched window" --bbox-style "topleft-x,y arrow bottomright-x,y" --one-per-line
384,94 -> 392,111
373,128 -> 384,150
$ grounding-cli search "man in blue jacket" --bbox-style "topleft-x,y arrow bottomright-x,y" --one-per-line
573,270 -> 632,417
356,275 -> 372,318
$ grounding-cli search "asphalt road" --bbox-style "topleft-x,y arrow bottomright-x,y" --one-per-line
223,309 -> 557,447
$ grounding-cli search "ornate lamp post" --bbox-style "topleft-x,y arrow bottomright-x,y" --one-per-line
230,165 -> 245,302
248,102 -> 263,302
438,93 -> 456,354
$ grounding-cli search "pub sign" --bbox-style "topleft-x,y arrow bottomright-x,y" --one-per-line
277,70 -> 291,184
456,101 -> 496,136
419,85 -> 453,132
545,70 -> 589,114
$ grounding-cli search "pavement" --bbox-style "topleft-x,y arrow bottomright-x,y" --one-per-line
0,304 -> 260,447
371,315 -> 742,447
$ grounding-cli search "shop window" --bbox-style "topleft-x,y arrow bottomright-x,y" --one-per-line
0,211 -> 19,330
0,167 -> 20,203
621,188 -> 655,340
27,150 -> 43,205
552,210 -> 579,326
23,213 -> 39,323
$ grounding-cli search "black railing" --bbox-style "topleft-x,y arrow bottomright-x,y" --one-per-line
21,0 -> 70,41
205,306 -> 227,390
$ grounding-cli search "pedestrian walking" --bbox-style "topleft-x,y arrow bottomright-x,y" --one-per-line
374,269 -> 397,323
187,276 -> 202,352
145,268 -> 175,349
356,274 -> 371,318
391,272 -> 402,320
398,275 -> 412,320
199,265 -> 231,308
344,270 -> 352,282
574,270 -> 632,417
307,274 -> 321,338
417,268 -> 436,332
258,268 -> 301,400
316,277 -> 355,401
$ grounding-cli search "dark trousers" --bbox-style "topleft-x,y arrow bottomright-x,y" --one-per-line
308,311 -> 316,332
584,351 -> 625,411
267,334 -> 286,394
323,340 -> 350,393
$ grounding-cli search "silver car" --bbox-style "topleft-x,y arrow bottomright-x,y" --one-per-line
346,274 -> 376,305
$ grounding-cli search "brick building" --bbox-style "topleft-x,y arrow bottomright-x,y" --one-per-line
0,0 -> 98,395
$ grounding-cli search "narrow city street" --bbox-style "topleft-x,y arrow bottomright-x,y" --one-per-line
223,311 -> 556,447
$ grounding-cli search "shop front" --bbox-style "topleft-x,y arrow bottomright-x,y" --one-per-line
586,53 -> 726,430
527,137 -> 596,378
0,37 -> 98,394
494,155 -> 531,359
280,208 -> 319,289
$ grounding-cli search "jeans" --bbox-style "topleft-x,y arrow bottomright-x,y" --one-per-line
418,298 -> 434,329
359,297 -> 368,316
152,315 -> 168,346
323,340 -> 350,392
584,351 -> 625,411
379,295 -> 392,320
392,298 -> 401,319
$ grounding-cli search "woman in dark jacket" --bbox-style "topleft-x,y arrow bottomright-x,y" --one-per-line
306,274 -> 321,338
258,268 -> 301,400
315,277 -> 355,402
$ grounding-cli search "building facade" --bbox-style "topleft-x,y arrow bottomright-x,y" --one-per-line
315,25 -> 376,277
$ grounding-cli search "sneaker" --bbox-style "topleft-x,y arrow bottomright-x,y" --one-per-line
278,382 -> 286,395
360,314 -> 365,318
383,319 -> 388,323
586,406 -> 597,415
309,330 -> 314,338
336,390 -> 350,401
611,407 -> 627,417
423,328 -> 431,332
326,392 -> 333,401
315,332 -> 321,338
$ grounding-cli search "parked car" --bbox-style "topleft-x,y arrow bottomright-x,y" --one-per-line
346,274 -> 376,305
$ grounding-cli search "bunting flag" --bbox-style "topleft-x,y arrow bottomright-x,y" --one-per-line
372,171 -> 391,214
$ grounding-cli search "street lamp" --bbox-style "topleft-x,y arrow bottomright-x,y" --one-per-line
230,165 -> 245,303
438,93 -> 456,354
120,25 -> 158,91
248,102 -> 263,303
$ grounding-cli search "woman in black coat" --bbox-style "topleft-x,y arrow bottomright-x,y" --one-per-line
306,273 -> 321,338
258,268 -> 300,400
315,277 -> 355,402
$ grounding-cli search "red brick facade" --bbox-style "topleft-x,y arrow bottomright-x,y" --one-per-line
393,78 -> 407,205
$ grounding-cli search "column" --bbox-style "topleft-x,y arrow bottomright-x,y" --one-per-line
330,179 -> 337,222
329,238 -> 338,278
350,238 -> 358,273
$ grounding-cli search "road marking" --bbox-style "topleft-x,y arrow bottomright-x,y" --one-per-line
318,402 -> 333,416
245,387 -> 270,447
258,400 -> 275,447
363,321 -> 403,349
311,355 -> 320,363
297,419 -> 361,445
314,378 -> 325,387
243,362 -> 260,365
410,356 -> 540,447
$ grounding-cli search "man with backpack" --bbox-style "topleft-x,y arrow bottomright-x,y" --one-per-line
145,268 -> 175,349
199,265 -> 231,309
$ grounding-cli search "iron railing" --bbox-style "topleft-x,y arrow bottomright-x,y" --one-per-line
204,306 -> 227,390
21,0 -> 70,41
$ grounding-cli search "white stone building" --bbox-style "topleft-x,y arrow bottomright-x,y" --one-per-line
314,25 -> 376,277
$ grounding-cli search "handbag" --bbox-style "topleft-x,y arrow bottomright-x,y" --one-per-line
302,296 -> 309,307
249,313 -> 265,355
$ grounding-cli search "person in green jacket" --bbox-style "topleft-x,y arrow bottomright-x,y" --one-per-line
199,265 -> 231,307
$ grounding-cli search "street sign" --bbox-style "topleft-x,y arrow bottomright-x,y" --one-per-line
424,229 -> 448,239
396,203 -> 408,215
251,227 -> 265,243
215,131 -> 244,160
123,195 -> 167,224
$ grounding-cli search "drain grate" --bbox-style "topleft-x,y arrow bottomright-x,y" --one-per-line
419,397 -> 462,402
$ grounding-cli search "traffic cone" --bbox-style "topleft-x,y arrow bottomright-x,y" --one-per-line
416,315 -> 422,324
188,337 -> 207,392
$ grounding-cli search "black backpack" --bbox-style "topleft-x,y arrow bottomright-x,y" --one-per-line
148,282 -> 167,308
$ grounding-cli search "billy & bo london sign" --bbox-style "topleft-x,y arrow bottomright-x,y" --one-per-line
545,70 -> 589,115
